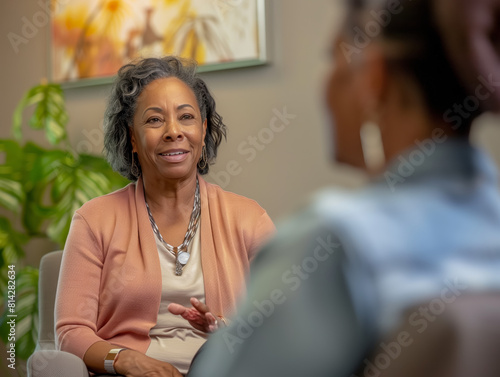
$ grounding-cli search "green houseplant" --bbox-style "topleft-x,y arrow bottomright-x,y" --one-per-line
0,82 -> 128,367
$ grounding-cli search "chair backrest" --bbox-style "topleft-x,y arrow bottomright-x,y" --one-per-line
362,294 -> 500,377
36,250 -> 63,351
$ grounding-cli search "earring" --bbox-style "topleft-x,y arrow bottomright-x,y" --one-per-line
131,151 -> 141,178
198,146 -> 208,170
360,121 -> 385,171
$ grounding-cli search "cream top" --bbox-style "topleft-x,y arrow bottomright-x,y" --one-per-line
146,222 -> 207,375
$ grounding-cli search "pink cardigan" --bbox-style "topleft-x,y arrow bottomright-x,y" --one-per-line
55,176 -> 275,359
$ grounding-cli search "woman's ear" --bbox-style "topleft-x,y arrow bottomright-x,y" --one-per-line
359,43 -> 388,115
130,127 -> 137,153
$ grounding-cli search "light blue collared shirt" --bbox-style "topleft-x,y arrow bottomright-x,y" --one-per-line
314,139 -> 500,335
189,139 -> 500,377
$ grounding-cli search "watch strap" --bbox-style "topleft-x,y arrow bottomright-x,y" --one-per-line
104,348 -> 127,374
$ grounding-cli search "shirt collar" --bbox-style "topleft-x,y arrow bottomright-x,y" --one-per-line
375,138 -> 498,188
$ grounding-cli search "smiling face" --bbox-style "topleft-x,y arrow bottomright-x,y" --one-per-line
130,77 -> 207,182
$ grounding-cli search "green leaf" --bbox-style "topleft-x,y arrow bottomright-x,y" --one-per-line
12,84 -> 68,145
21,147 -> 128,246
79,154 -> 129,189
45,158 -> 124,246
0,217 -> 26,267
21,146 -> 69,235
0,217 -> 27,294
0,179 -> 23,213
0,140 -> 25,213
12,87 -> 43,139
0,266 -> 39,360
0,139 -> 23,179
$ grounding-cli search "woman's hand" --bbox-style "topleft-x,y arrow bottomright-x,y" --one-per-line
168,297 -> 219,333
114,349 -> 183,377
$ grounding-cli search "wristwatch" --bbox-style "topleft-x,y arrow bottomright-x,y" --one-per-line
104,348 -> 127,374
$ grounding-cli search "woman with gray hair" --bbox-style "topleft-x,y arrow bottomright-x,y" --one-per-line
55,56 -> 275,377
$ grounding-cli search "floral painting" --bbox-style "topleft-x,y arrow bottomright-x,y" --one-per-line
50,0 -> 266,85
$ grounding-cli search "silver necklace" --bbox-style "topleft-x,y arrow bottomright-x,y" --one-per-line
145,179 -> 201,276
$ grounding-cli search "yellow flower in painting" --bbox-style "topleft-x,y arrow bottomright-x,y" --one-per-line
149,0 -> 186,8
53,3 -> 96,35
94,0 -> 132,40
52,3 -> 98,50
163,0 -> 206,64
179,28 -> 206,63
162,1 -> 233,65
164,0 -> 185,5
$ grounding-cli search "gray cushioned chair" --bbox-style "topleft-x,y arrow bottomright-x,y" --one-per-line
27,250 -> 89,377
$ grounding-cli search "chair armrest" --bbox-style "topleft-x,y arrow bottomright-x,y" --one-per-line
27,350 -> 89,377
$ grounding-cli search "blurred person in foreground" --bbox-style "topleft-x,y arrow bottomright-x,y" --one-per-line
187,0 -> 500,376
55,56 -> 275,376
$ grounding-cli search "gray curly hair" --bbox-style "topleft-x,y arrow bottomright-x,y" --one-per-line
103,56 -> 227,180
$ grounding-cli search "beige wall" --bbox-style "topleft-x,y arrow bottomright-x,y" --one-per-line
1,0 -> 500,228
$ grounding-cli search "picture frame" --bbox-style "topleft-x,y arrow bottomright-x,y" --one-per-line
49,0 -> 267,88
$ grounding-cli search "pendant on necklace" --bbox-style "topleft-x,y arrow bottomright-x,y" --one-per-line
175,259 -> 183,276
178,251 -> 190,265
173,247 -> 183,276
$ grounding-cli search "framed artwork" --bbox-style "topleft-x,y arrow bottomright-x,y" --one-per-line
49,0 -> 267,87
